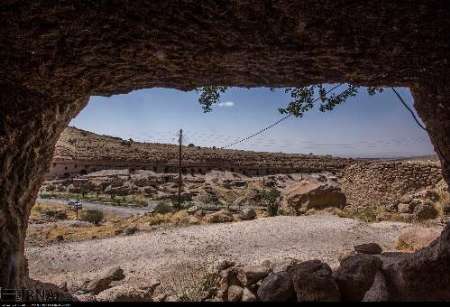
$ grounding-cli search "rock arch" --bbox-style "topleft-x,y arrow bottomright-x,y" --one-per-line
0,1 -> 449,299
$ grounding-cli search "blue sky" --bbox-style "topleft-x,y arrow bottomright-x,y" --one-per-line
70,86 -> 435,158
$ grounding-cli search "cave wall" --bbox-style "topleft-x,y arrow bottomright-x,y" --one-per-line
0,0 -> 449,295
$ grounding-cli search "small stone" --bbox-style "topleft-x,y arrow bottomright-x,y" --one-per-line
398,203 -> 414,213
237,264 -> 271,286
399,194 -> 412,204
124,226 -> 138,235
227,285 -> 243,302
239,208 -> 256,220
164,295 -> 179,302
354,243 -> 382,255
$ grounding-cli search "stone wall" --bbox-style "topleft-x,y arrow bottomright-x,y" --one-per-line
340,160 -> 443,208
46,157 -> 352,179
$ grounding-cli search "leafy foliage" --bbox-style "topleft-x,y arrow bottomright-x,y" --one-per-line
197,84 -> 383,117
259,188 -> 281,216
279,84 -> 382,117
197,86 -> 228,113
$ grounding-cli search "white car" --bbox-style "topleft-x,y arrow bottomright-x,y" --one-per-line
68,200 -> 82,210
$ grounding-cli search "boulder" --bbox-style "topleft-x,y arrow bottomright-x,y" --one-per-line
398,203 -> 414,213
413,204 -> 438,221
354,243 -> 382,255
385,203 -> 398,213
237,264 -> 271,286
111,185 -> 132,196
361,271 -> 389,302
124,226 -> 138,235
239,208 -> 256,220
213,259 -> 236,272
334,254 -> 382,301
399,194 -> 413,204
227,285 -> 243,302
241,288 -> 257,302
282,180 -> 346,215
204,210 -> 234,223
288,260 -> 340,302
95,285 -> 153,302
257,271 -> 295,302
85,267 -> 125,294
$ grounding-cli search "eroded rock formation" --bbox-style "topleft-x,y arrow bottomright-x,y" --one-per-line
0,1 -> 449,298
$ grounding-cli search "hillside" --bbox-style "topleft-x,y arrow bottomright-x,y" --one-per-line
53,127 -> 354,170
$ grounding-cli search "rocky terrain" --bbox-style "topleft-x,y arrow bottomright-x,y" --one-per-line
27,128 -> 450,301
28,214 -> 439,302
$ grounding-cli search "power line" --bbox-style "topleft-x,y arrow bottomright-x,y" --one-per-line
391,87 -> 448,165
221,84 -> 344,149
391,87 -> 426,131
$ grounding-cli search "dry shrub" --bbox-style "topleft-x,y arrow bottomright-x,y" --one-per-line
338,205 -> 383,223
159,262 -> 218,302
396,226 -> 442,251
80,209 -> 104,225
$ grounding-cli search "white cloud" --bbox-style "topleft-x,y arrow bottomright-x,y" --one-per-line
218,101 -> 235,107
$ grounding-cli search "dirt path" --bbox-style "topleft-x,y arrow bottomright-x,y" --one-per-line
26,214 -> 412,292
37,197 -> 153,217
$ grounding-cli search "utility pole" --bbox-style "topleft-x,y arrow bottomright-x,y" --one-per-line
177,129 -> 183,208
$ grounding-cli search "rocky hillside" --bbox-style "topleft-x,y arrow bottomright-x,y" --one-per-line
54,127 -> 353,170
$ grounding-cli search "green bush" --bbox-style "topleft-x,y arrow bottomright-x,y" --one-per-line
80,209 -> 104,225
259,188 -> 281,217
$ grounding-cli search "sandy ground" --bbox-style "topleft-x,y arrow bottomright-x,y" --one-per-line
26,214 -> 412,292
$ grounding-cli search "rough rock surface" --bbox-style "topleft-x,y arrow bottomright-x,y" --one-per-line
95,285 -> 153,302
239,208 -> 256,220
354,243 -> 383,255
334,254 -> 382,301
361,271 -> 389,302
257,271 -> 295,302
1,0 -> 450,293
237,264 -> 271,286
85,267 -> 125,295
289,260 -> 340,302
204,210 -> 234,224
282,180 -> 346,214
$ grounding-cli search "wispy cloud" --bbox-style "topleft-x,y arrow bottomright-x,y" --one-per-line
218,101 -> 235,107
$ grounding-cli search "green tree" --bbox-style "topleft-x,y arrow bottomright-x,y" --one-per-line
197,84 -> 383,117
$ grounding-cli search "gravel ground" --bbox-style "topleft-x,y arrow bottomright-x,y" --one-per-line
26,214 -> 410,292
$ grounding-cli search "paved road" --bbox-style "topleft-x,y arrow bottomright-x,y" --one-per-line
36,198 -> 153,217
